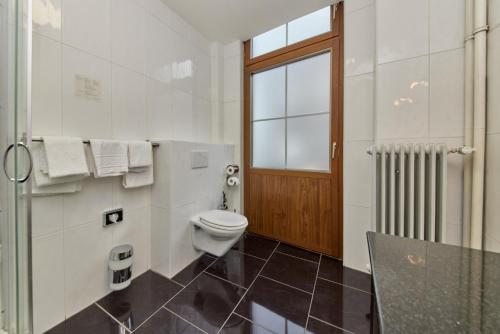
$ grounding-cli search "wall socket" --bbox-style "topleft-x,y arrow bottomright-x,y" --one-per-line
103,208 -> 123,227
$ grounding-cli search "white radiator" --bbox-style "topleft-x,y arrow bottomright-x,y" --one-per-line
368,144 -> 448,242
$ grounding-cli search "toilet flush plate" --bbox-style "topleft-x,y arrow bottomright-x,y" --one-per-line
191,150 -> 209,169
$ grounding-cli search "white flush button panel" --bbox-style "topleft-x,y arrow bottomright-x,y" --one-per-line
191,150 -> 209,169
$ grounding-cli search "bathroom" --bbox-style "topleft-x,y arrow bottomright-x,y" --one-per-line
1,0 -> 499,333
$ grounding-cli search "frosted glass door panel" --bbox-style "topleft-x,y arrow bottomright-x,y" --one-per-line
287,7 -> 331,45
252,67 -> 286,120
287,114 -> 330,171
253,120 -> 286,168
252,25 -> 287,58
287,52 -> 330,116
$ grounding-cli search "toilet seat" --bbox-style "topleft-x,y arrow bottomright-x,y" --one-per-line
198,210 -> 248,231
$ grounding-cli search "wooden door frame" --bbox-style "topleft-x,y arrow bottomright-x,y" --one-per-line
242,3 -> 344,258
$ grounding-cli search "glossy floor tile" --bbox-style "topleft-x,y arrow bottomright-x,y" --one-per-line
231,233 -> 278,259
46,233 -> 374,334
318,256 -> 372,293
134,307 -> 204,334
261,252 -> 318,293
311,278 -> 372,334
220,314 -> 275,334
306,317 -> 347,334
172,254 -> 217,286
45,304 -> 126,334
235,276 -> 311,334
97,271 -> 182,331
277,243 -> 320,263
166,273 -> 246,334
206,249 -> 265,288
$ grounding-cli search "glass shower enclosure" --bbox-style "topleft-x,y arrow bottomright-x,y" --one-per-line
1,0 -> 33,332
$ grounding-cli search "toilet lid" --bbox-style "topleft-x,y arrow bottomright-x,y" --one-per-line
199,210 -> 247,230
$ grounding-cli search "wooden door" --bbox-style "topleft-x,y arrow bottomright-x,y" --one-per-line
243,4 -> 343,258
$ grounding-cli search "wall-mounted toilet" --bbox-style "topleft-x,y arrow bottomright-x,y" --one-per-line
191,210 -> 248,256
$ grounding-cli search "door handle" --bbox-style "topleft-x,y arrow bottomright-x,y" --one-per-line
331,142 -> 337,159
3,141 -> 33,183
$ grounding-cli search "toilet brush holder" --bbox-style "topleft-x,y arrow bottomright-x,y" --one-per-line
109,244 -> 133,291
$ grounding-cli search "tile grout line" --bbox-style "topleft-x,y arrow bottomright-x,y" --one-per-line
232,311 -> 279,334
274,250 -> 320,264
163,306 -> 209,334
317,276 -> 373,295
308,315 -> 355,334
204,271 -> 248,290
231,248 -> 267,261
305,254 -> 322,330
258,274 -> 313,295
215,241 -> 281,334
94,302 -> 133,334
131,256 -> 218,333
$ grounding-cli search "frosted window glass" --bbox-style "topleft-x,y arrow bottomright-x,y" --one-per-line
287,52 -> 330,116
287,7 -> 331,45
252,67 -> 286,120
287,114 -> 330,171
253,120 -> 285,168
252,25 -> 287,58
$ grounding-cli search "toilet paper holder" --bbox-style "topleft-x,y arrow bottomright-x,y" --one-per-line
225,165 -> 240,187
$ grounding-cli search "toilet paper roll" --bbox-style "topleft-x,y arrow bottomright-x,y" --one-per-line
226,176 -> 240,187
225,165 -> 239,176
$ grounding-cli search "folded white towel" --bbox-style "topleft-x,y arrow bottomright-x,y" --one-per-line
32,143 -> 88,187
122,166 -> 154,188
42,136 -> 89,178
128,141 -> 153,168
89,140 -> 128,178
32,181 -> 82,196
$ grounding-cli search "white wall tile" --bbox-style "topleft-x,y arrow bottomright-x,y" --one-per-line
223,41 -> 241,59
150,205 -> 171,277
194,98 -> 212,143
32,32 -> 62,136
345,0 -> 373,13
345,5 -> 374,77
147,78 -> 174,139
112,178 -> 151,211
62,0 -> 111,59
32,232 -> 65,334
376,56 -> 429,139
487,28 -> 500,134
32,195 -> 63,237
62,45 -> 112,138
485,134 -> 500,252
172,89 -> 194,141
64,222 -> 112,316
343,205 -> 371,272
63,178 -> 113,229
429,48 -> 465,138
430,0 -> 465,53
376,0 -> 429,64
111,65 -> 148,140
32,0 -> 61,41
344,140 -> 372,207
111,0 -> 145,74
111,206 -> 151,278
223,56 -> 241,102
488,0 -> 500,30
344,74 -> 374,141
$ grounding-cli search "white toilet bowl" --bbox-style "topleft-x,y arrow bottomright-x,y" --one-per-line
191,210 -> 248,257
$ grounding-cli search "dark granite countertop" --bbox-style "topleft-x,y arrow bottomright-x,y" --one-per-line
367,232 -> 500,334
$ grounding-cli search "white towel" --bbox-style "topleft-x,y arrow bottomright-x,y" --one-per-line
128,141 -> 153,168
89,140 -> 128,177
32,181 -> 82,196
32,143 -> 88,187
42,136 -> 89,178
122,166 -> 154,188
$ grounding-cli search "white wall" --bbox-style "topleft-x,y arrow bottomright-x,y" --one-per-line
484,0 -> 500,252
31,0 -> 213,333
343,0 -> 466,271
151,141 -> 234,277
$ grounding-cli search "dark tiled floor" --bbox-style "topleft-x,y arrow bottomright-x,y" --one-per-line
318,256 -> 372,293
45,233 -> 374,334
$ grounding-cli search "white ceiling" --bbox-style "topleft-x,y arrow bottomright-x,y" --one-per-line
161,0 -> 336,43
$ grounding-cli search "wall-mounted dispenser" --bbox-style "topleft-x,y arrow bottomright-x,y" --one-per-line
109,244 -> 133,291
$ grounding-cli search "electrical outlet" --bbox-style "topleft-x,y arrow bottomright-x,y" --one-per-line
103,208 -> 123,227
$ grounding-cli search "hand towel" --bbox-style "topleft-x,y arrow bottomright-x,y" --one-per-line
42,136 -> 89,178
32,143 -> 88,187
128,141 -> 153,168
122,166 -> 154,188
32,181 -> 82,196
89,140 -> 128,177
